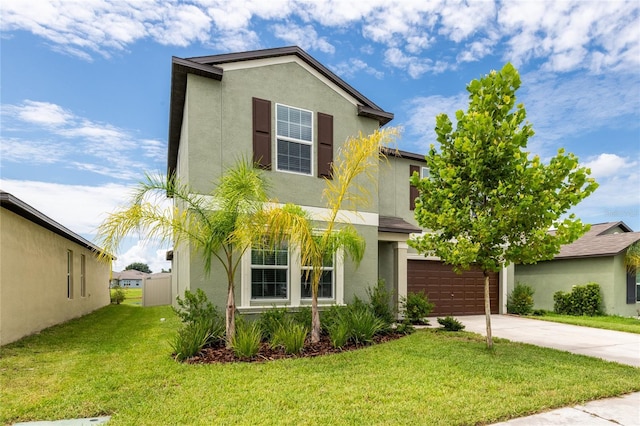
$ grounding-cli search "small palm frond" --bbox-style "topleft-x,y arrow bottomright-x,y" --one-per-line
323,128 -> 397,223
626,242 -> 640,274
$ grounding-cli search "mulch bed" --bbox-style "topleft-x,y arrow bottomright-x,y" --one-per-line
184,333 -> 407,364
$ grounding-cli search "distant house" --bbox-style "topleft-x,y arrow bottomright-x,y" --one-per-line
0,191 -> 110,345
166,46 -> 508,317
514,222 -> 640,316
110,269 -> 148,288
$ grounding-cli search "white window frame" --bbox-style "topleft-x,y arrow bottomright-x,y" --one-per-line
80,254 -> 86,297
249,244 -> 290,301
67,250 -> 73,299
301,255 -> 335,300
275,103 -> 314,176
421,166 -> 430,179
240,244 -> 344,309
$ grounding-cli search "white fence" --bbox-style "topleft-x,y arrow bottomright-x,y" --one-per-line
143,275 -> 172,307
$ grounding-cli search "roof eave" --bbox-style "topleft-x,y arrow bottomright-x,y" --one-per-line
0,191 -> 109,256
167,57 -> 224,179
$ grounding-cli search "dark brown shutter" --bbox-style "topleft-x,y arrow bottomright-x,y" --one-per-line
317,112 -> 333,179
627,272 -> 637,304
410,164 -> 420,210
252,97 -> 271,169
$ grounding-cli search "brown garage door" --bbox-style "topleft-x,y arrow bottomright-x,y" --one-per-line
407,260 -> 499,316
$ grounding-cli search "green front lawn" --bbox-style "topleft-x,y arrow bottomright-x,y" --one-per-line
527,312 -> 640,334
2,305 -> 639,425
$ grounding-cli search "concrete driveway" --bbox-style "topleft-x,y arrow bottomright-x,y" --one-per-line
456,315 -> 640,426
457,314 -> 640,367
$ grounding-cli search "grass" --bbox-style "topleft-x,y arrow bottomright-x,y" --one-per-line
527,312 -> 640,334
2,306 -> 639,425
121,288 -> 142,306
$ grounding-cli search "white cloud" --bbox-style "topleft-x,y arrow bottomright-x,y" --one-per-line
498,1 -> 640,74
384,48 -> 450,78
331,58 -> 384,79
0,179 -> 172,272
272,22 -> 335,54
2,100 -> 165,180
403,93 -> 469,152
582,153 -> 638,179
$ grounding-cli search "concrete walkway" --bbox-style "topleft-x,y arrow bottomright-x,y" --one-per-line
454,315 -> 640,425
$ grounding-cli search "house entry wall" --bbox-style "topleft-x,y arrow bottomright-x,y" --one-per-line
407,260 -> 498,316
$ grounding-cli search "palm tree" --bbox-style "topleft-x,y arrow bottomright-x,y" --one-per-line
262,128 -> 397,342
97,159 -> 268,345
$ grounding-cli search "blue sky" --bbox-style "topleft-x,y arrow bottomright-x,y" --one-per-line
1,0 -> 639,272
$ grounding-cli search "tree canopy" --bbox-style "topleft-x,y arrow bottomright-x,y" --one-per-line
124,262 -> 152,273
410,63 -> 598,347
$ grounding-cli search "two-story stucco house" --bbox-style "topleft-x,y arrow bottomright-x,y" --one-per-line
167,46 -> 506,316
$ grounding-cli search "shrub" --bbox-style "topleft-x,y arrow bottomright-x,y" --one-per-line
292,306 -> 312,330
437,316 -> 465,331
532,309 -> 547,316
394,320 -> 415,335
174,289 -> 217,324
366,279 -> 396,329
171,319 -> 212,362
231,319 -> 262,359
272,322 -> 308,354
110,286 -> 125,304
321,305 -> 349,332
507,283 -> 535,315
401,291 -> 434,324
258,307 -> 290,341
554,282 -> 603,316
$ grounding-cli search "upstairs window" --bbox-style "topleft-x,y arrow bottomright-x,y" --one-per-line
276,104 -> 313,175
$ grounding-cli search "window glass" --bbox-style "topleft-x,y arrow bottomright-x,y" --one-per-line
301,254 -> 334,299
276,104 -> 313,175
251,246 -> 288,299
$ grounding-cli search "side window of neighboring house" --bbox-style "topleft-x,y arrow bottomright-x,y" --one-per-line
251,244 -> 289,300
80,254 -> 86,297
421,166 -> 430,179
636,274 -> 640,302
252,98 -> 333,179
67,250 -> 74,299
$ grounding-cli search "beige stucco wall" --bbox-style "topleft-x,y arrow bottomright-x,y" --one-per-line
514,256 -> 638,316
0,209 -> 110,345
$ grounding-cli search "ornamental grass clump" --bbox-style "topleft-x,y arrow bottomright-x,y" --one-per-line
271,322 -> 308,355
231,320 -> 262,359
171,319 -> 213,361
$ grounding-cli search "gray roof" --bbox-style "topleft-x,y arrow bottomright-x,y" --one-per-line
112,270 -> 149,280
168,46 -> 394,178
553,221 -> 640,259
379,216 -> 422,234
1,191 -> 106,254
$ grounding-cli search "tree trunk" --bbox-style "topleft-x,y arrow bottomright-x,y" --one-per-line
311,291 -> 321,343
226,283 -> 235,349
483,270 -> 493,349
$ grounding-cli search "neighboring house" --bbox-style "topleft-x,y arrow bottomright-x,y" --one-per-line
514,222 -> 640,317
167,46 -> 507,317
110,269 -> 148,288
0,191 -> 110,345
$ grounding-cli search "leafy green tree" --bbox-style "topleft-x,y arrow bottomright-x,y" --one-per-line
410,63 -> 598,348
97,159 -> 268,346
124,262 -> 152,273
262,128 -> 397,342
